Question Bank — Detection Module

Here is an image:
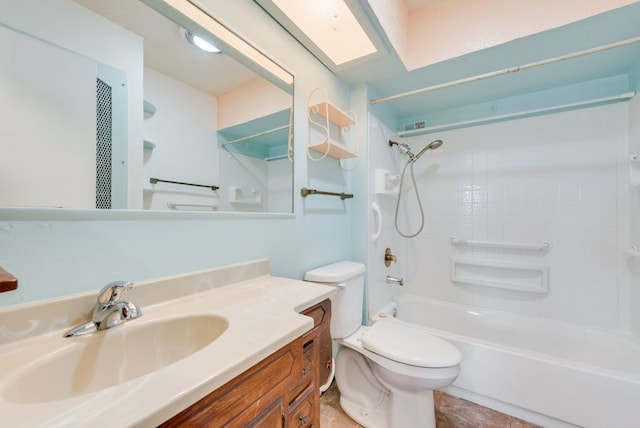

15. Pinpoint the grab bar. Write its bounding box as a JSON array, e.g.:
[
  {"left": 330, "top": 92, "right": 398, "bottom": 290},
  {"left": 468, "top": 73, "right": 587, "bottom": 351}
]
[
  {"left": 371, "top": 202, "right": 382, "bottom": 242},
  {"left": 150, "top": 178, "right": 219, "bottom": 191},
  {"left": 449, "top": 237, "right": 552, "bottom": 251},
  {"left": 300, "top": 187, "right": 353, "bottom": 200}
]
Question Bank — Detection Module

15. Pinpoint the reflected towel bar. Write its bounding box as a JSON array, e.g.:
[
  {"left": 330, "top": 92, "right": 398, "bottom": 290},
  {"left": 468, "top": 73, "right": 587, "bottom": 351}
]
[
  {"left": 300, "top": 187, "right": 353, "bottom": 200},
  {"left": 449, "top": 237, "right": 552, "bottom": 251},
  {"left": 150, "top": 178, "right": 219, "bottom": 191},
  {"left": 167, "top": 201, "right": 217, "bottom": 210}
]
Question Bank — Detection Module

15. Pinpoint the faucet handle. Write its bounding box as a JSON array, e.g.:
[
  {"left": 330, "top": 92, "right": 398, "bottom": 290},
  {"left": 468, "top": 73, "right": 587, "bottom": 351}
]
[{"left": 97, "top": 280, "right": 133, "bottom": 306}]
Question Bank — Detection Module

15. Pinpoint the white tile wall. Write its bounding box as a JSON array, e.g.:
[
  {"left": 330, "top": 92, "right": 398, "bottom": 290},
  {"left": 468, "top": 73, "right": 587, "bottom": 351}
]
[{"left": 368, "top": 102, "right": 631, "bottom": 331}]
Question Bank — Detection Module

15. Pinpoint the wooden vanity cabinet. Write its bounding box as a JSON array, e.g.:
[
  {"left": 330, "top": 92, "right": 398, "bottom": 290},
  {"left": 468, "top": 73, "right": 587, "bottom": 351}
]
[{"left": 160, "top": 299, "right": 331, "bottom": 428}]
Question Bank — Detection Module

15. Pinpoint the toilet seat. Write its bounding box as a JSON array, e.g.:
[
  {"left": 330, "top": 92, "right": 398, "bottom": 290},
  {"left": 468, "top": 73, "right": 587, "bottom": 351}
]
[
  {"left": 338, "top": 325, "right": 461, "bottom": 384},
  {"left": 362, "top": 320, "right": 461, "bottom": 368}
]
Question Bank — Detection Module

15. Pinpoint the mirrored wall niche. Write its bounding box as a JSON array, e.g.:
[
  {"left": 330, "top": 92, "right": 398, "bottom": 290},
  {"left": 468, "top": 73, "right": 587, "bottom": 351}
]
[{"left": 0, "top": 0, "right": 294, "bottom": 214}]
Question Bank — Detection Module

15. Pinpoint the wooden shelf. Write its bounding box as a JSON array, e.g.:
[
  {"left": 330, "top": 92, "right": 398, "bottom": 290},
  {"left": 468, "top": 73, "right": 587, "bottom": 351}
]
[
  {"left": 309, "top": 101, "right": 355, "bottom": 128},
  {"left": 308, "top": 139, "right": 358, "bottom": 159},
  {"left": 0, "top": 266, "right": 18, "bottom": 293}
]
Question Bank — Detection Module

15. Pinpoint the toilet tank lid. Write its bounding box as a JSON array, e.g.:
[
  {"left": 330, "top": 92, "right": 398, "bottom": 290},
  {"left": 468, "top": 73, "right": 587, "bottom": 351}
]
[{"left": 304, "top": 261, "right": 365, "bottom": 283}]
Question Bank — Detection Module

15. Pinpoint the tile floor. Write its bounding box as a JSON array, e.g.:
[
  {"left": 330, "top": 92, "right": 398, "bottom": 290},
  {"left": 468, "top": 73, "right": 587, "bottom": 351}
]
[
  {"left": 319, "top": 383, "right": 540, "bottom": 428},
  {"left": 319, "top": 381, "right": 363, "bottom": 428}
]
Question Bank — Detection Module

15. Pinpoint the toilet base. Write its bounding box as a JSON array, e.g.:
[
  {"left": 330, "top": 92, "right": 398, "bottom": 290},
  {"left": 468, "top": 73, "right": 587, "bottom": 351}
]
[
  {"left": 340, "top": 395, "right": 388, "bottom": 428},
  {"left": 336, "top": 346, "right": 440, "bottom": 428},
  {"left": 339, "top": 388, "right": 436, "bottom": 428}
]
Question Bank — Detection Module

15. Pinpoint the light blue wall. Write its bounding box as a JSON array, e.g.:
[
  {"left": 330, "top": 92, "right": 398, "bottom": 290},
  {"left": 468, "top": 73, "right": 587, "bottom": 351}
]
[{"left": 0, "top": 0, "right": 354, "bottom": 307}]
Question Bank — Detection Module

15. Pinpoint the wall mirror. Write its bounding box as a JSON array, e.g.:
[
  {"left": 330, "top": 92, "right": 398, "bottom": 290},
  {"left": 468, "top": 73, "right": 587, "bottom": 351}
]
[{"left": 0, "top": 0, "right": 294, "bottom": 216}]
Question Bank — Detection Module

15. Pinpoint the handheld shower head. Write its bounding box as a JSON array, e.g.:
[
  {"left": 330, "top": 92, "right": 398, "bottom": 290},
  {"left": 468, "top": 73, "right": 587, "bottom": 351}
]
[{"left": 414, "top": 139, "right": 443, "bottom": 161}]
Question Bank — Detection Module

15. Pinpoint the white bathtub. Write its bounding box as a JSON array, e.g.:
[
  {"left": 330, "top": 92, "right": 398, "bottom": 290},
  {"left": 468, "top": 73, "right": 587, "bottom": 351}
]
[{"left": 375, "top": 295, "right": 640, "bottom": 428}]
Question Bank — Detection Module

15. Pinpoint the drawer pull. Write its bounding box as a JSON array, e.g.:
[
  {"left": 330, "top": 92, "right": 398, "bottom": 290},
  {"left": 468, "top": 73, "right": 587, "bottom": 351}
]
[
  {"left": 302, "top": 367, "right": 307, "bottom": 376},
  {"left": 299, "top": 415, "right": 309, "bottom": 425}
]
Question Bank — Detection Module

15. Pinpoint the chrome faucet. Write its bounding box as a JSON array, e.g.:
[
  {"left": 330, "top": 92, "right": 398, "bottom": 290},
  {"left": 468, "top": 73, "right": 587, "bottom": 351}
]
[
  {"left": 63, "top": 280, "right": 142, "bottom": 337},
  {"left": 386, "top": 275, "right": 404, "bottom": 286}
]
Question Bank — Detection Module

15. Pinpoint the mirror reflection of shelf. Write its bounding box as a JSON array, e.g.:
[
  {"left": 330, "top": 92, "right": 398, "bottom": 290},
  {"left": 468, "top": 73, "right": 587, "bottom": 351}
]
[
  {"left": 229, "top": 185, "right": 262, "bottom": 204},
  {"left": 631, "top": 154, "right": 640, "bottom": 187},
  {"left": 143, "top": 100, "right": 156, "bottom": 119},
  {"left": 218, "top": 109, "right": 291, "bottom": 161},
  {"left": 307, "top": 88, "right": 358, "bottom": 161}
]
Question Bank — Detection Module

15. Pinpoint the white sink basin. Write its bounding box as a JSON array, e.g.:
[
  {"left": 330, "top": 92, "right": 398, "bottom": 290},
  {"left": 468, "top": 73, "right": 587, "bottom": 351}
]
[{"left": 3, "top": 315, "right": 228, "bottom": 404}]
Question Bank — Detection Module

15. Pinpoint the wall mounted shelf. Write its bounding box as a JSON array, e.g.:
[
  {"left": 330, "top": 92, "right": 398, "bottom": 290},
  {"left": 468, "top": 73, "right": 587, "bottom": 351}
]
[
  {"left": 143, "top": 140, "right": 156, "bottom": 150},
  {"left": 143, "top": 100, "right": 156, "bottom": 119},
  {"left": 308, "top": 139, "right": 358, "bottom": 159},
  {"left": 397, "top": 91, "right": 635, "bottom": 137},
  {"left": 451, "top": 257, "right": 549, "bottom": 293},
  {"left": 375, "top": 169, "right": 400, "bottom": 195},
  {"left": 307, "top": 88, "right": 358, "bottom": 162},
  {"left": 309, "top": 101, "right": 356, "bottom": 128}
]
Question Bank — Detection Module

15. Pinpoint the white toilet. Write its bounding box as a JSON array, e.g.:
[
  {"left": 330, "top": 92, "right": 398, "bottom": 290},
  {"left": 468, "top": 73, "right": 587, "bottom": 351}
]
[{"left": 305, "top": 261, "right": 461, "bottom": 428}]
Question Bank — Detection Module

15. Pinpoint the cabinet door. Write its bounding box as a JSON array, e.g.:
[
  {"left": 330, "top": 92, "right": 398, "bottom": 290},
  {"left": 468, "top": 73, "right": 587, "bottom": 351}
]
[
  {"left": 160, "top": 338, "right": 301, "bottom": 427},
  {"left": 244, "top": 397, "right": 284, "bottom": 428}
]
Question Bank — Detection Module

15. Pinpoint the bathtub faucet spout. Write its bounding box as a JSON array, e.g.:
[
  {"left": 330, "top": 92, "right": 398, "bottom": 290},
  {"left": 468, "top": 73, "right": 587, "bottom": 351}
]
[{"left": 386, "top": 276, "right": 404, "bottom": 286}]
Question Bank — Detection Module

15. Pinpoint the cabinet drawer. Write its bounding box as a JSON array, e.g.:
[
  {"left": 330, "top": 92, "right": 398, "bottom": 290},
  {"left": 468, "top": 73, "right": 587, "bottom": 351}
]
[{"left": 288, "top": 384, "right": 317, "bottom": 428}]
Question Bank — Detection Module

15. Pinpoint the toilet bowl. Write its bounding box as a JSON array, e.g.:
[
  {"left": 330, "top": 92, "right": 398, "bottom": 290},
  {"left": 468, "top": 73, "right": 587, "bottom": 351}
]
[{"left": 304, "top": 261, "right": 461, "bottom": 428}]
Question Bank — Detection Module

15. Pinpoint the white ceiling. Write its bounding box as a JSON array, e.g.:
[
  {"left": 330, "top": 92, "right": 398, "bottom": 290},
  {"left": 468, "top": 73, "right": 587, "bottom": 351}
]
[
  {"left": 74, "top": 0, "right": 258, "bottom": 97},
  {"left": 403, "top": 0, "right": 445, "bottom": 13},
  {"left": 73, "top": 0, "right": 640, "bottom": 128},
  {"left": 334, "top": 0, "right": 640, "bottom": 124}
]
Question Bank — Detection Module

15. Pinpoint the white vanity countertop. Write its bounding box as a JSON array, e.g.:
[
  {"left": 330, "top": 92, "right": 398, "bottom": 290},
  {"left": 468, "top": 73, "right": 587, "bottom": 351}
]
[{"left": 0, "top": 259, "right": 335, "bottom": 427}]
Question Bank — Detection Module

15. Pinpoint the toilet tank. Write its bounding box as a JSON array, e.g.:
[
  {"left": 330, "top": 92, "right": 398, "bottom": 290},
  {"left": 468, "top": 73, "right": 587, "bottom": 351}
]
[{"left": 304, "top": 261, "right": 365, "bottom": 339}]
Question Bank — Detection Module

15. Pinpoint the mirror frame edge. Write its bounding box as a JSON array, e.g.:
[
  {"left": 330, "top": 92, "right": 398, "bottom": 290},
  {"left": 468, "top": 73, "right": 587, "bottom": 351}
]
[{"left": 0, "top": 207, "right": 295, "bottom": 222}]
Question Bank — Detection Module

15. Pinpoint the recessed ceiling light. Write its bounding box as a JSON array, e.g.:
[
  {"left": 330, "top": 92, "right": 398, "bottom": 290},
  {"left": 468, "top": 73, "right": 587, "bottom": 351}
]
[{"left": 164, "top": 0, "right": 293, "bottom": 86}]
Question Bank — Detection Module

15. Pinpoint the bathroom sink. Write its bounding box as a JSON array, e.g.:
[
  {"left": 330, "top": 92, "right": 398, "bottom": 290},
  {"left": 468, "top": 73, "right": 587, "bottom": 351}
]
[{"left": 3, "top": 315, "right": 228, "bottom": 404}]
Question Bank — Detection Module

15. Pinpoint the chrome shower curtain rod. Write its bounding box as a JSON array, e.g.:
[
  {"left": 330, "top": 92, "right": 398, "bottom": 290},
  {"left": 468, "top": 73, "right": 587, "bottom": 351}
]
[{"left": 370, "top": 36, "right": 640, "bottom": 105}]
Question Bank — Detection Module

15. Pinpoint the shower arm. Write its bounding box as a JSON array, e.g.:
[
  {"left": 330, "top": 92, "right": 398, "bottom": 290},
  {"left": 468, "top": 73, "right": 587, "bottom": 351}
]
[{"left": 389, "top": 139, "right": 442, "bottom": 163}]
